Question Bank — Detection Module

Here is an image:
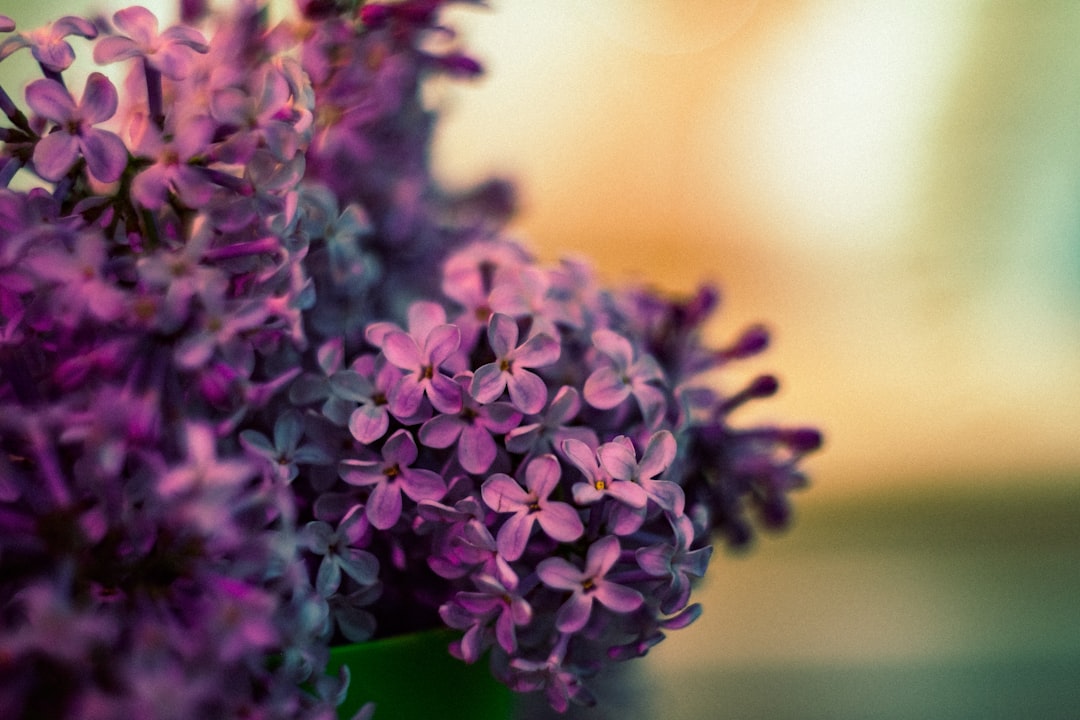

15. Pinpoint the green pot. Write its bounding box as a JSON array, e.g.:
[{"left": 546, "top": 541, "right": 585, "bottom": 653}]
[{"left": 326, "top": 629, "right": 515, "bottom": 720}]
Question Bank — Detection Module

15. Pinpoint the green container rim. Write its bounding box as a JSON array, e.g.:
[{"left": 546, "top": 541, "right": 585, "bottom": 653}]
[{"left": 326, "top": 628, "right": 514, "bottom": 719}]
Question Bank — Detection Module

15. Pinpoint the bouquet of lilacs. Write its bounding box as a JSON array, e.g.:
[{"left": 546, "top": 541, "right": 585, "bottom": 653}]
[{"left": 0, "top": 1, "right": 822, "bottom": 717}]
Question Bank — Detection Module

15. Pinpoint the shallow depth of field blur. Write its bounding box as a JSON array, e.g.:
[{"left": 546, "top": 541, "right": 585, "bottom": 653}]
[{"left": 3, "top": 1, "right": 1079, "bottom": 718}]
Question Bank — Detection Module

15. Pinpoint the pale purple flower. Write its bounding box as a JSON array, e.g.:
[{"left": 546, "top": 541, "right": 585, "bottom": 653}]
[
  {"left": 338, "top": 429, "right": 447, "bottom": 529},
  {"left": 368, "top": 300, "right": 463, "bottom": 416},
  {"left": 584, "top": 328, "right": 668, "bottom": 428},
  {"left": 419, "top": 373, "right": 521, "bottom": 474},
  {"left": 597, "top": 430, "right": 685, "bottom": 514},
  {"left": 488, "top": 264, "right": 578, "bottom": 341},
  {"left": 0, "top": 15, "right": 97, "bottom": 72},
  {"left": 158, "top": 423, "right": 255, "bottom": 499},
  {"left": 128, "top": 112, "right": 218, "bottom": 210},
  {"left": 470, "top": 312, "right": 559, "bottom": 414},
  {"left": 93, "top": 5, "right": 209, "bottom": 80},
  {"left": 480, "top": 454, "right": 584, "bottom": 561},
  {"left": 561, "top": 437, "right": 648, "bottom": 536},
  {"left": 25, "top": 72, "right": 127, "bottom": 183},
  {"left": 536, "top": 535, "right": 644, "bottom": 634}
]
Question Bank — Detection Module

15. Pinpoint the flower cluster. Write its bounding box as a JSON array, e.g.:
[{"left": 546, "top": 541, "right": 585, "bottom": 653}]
[{"left": 0, "top": 1, "right": 821, "bottom": 718}]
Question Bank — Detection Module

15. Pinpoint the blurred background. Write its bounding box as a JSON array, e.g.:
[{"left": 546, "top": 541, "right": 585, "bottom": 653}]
[{"left": 3, "top": 1, "right": 1079, "bottom": 717}]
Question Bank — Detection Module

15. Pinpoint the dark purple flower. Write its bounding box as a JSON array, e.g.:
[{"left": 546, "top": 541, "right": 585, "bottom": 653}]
[
  {"left": 480, "top": 454, "right": 584, "bottom": 561},
  {"left": 25, "top": 72, "right": 127, "bottom": 183},
  {"left": 504, "top": 385, "right": 596, "bottom": 456},
  {"left": 338, "top": 429, "right": 447, "bottom": 529},
  {"left": 302, "top": 509, "right": 380, "bottom": 597},
  {"left": 441, "top": 566, "right": 531, "bottom": 660},
  {"left": 636, "top": 514, "right": 712, "bottom": 614},
  {"left": 419, "top": 373, "right": 521, "bottom": 474},
  {"left": 536, "top": 535, "right": 643, "bottom": 633}
]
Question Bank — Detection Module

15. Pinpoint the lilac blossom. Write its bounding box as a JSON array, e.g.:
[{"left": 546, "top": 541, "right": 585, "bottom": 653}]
[
  {"left": 240, "top": 408, "right": 333, "bottom": 483},
  {"left": 128, "top": 111, "right": 218, "bottom": 209},
  {"left": 25, "top": 72, "right": 127, "bottom": 183},
  {"left": 368, "top": 300, "right": 463, "bottom": 416},
  {"left": 93, "top": 5, "right": 209, "bottom": 80},
  {"left": 338, "top": 429, "right": 447, "bottom": 529},
  {"left": 480, "top": 454, "right": 584, "bottom": 561},
  {"left": 470, "top": 311, "right": 560, "bottom": 414},
  {"left": 420, "top": 373, "right": 521, "bottom": 474},
  {"left": 636, "top": 514, "right": 712, "bottom": 614},
  {"left": 562, "top": 437, "right": 649, "bottom": 536},
  {"left": 0, "top": 15, "right": 97, "bottom": 73},
  {"left": 441, "top": 567, "right": 532, "bottom": 661},
  {"left": 504, "top": 384, "right": 596, "bottom": 456},
  {"left": 597, "top": 430, "right": 685, "bottom": 514},
  {"left": 537, "top": 535, "right": 644, "bottom": 633},
  {"left": 302, "top": 509, "right": 380, "bottom": 597},
  {"left": 584, "top": 327, "right": 668, "bottom": 428}
]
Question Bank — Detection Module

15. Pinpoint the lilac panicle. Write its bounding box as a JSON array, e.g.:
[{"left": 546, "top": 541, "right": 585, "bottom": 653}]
[{"left": 0, "top": 0, "right": 820, "bottom": 716}]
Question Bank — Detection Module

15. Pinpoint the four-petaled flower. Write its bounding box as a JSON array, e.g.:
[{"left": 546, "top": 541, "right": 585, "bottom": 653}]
[
  {"left": 419, "top": 373, "right": 522, "bottom": 474},
  {"left": 0, "top": 15, "right": 97, "bottom": 72},
  {"left": 369, "top": 300, "right": 463, "bottom": 417},
  {"left": 93, "top": 5, "right": 209, "bottom": 80},
  {"left": 636, "top": 514, "right": 712, "bottom": 614},
  {"left": 597, "top": 430, "right": 685, "bottom": 514},
  {"left": 338, "top": 429, "right": 447, "bottom": 529},
  {"left": 25, "top": 72, "right": 127, "bottom": 183},
  {"left": 561, "top": 437, "right": 648, "bottom": 535},
  {"left": 302, "top": 508, "right": 380, "bottom": 598},
  {"left": 536, "top": 535, "right": 644, "bottom": 633},
  {"left": 583, "top": 328, "right": 667, "bottom": 428},
  {"left": 481, "top": 454, "right": 584, "bottom": 561},
  {"left": 470, "top": 312, "right": 560, "bottom": 414}
]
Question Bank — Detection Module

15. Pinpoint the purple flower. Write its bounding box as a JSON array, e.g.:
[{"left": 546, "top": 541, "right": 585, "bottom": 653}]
[
  {"left": 338, "top": 429, "right": 447, "bottom": 529},
  {"left": 504, "top": 385, "right": 596, "bottom": 456},
  {"left": 302, "top": 509, "right": 380, "bottom": 597},
  {"left": 470, "top": 312, "right": 559, "bottom": 414},
  {"left": 583, "top": 328, "right": 667, "bottom": 428},
  {"left": 239, "top": 408, "right": 333, "bottom": 483},
  {"left": 129, "top": 112, "right": 217, "bottom": 210},
  {"left": 419, "top": 374, "right": 521, "bottom": 474},
  {"left": 480, "top": 454, "right": 584, "bottom": 561},
  {"left": 0, "top": 15, "right": 96, "bottom": 72},
  {"left": 561, "top": 437, "right": 648, "bottom": 536},
  {"left": 24, "top": 232, "right": 128, "bottom": 325},
  {"left": 597, "top": 430, "right": 685, "bottom": 514},
  {"left": 93, "top": 5, "right": 209, "bottom": 80},
  {"left": 442, "top": 567, "right": 532, "bottom": 661},
  {"left": 346, "top": 354, "right": 401, "bottom": 443},
  {"left": 25, "top": 72, "right": 127, "bottom": 183},
  {"left": 368, "top": 300, "right": 463, "bottom": 416},
  {"left": 636, "top": 514, "right": 712, "bottom": 614},
  {"left": 536, "top": 535, "right": 644, "bottom": 633}
]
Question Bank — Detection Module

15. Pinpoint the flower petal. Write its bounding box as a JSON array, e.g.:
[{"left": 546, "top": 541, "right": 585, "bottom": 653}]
[
  {"left": 80, "top": 129, "right": 127, "bottom": 183},
  {"left": 32, "top": 131, "right": 79, "bottom": 181}
]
